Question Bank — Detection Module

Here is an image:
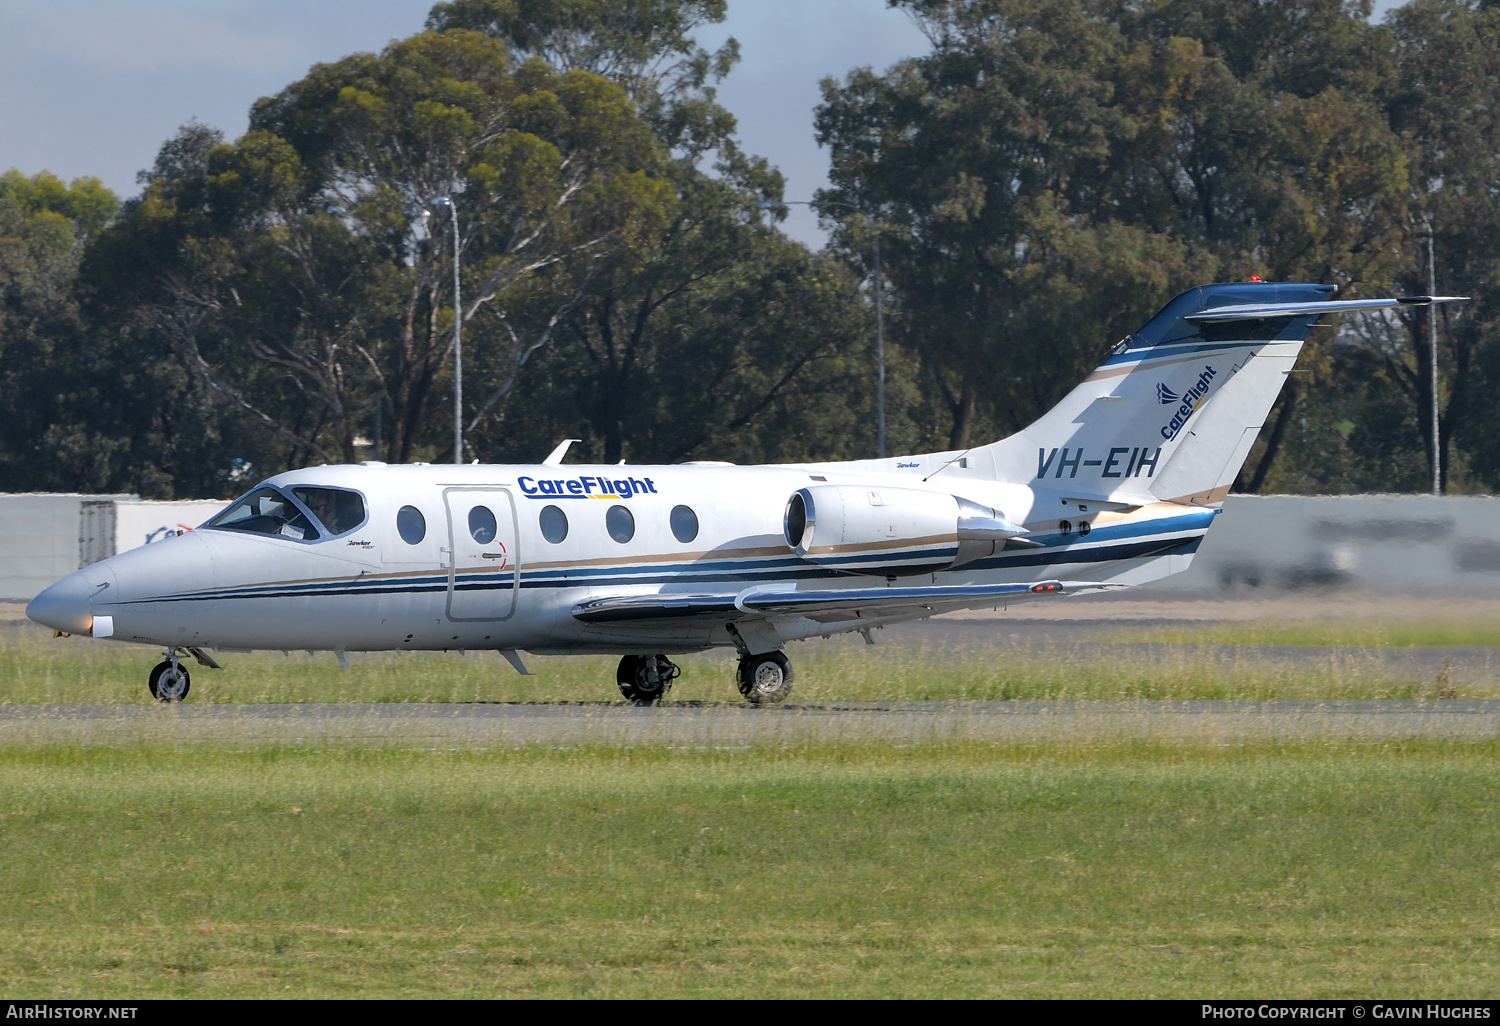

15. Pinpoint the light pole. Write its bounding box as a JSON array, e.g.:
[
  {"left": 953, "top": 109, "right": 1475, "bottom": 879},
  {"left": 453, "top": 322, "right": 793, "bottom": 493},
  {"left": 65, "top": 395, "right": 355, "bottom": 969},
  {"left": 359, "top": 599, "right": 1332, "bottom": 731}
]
[
  {"left": 760, "top": 199, "right": 886, "bottom": 460},
  {"left": 425, "top": 196, "right": 463, "bottom": 464},
  {"left": 1421, "top": 218, "right": 1441, "bottom": 495}
]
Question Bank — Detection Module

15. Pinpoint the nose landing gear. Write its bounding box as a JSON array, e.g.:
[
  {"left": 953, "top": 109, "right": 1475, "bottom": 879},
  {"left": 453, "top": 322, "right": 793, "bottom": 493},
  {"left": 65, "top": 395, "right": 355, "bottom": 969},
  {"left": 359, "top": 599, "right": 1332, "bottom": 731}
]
[
  {"left": 148, "top": 650, "right": 191, "bottom": 702},
  {"left": 616, "top": 654, "right": 680, "bottom": 703}
]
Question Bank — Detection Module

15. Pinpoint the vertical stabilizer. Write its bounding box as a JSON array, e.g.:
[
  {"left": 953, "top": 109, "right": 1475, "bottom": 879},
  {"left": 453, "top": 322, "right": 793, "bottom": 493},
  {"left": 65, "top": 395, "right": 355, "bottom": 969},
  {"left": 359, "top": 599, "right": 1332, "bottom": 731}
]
[{"left": 978, "top": 282, "right": 1334, "bottom": 507}]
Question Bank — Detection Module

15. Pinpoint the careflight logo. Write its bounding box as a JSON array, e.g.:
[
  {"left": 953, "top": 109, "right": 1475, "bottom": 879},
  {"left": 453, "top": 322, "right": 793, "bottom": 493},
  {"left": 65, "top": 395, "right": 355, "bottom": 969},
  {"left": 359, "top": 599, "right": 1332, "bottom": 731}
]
[
  {"left": 1160, "top": 365, "right": 1218, "bottom": 440},
  {"left": 518, "top": 474, "right": 659, "bottom": 500}
]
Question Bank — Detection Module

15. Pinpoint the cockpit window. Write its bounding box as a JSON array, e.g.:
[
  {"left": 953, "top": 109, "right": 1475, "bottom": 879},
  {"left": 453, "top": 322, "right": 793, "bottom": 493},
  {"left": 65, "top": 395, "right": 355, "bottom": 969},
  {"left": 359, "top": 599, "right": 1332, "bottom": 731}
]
[
  {"left": 205, "top": 487, "right": 320, "bottom": 541},
  {"left": 291, "top": 487, "right": 366, "bottom": 537}
]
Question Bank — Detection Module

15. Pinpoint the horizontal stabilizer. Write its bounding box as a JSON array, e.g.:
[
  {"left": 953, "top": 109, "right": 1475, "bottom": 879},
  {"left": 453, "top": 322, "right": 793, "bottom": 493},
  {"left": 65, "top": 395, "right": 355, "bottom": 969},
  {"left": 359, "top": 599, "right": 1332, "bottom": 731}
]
[{"left": 1186, "top": 296, "right": 1468, "bottom": 323}]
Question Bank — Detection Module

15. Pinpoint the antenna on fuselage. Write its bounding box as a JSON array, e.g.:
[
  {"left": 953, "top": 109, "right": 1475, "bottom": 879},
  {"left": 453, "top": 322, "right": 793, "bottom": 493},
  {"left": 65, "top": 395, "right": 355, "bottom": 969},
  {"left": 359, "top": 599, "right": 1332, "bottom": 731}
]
[
  {"left": 543, "top": 439, "right": 581, "bottom": 466},
  {"left": 923, "top": 447, "right": 976, "bottom": 482}
]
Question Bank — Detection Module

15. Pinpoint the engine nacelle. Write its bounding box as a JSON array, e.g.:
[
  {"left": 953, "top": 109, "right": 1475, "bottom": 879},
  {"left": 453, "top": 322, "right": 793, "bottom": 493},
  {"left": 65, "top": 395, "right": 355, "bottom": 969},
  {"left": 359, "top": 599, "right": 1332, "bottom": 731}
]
[{"left": 783, "top": 485, "right": 1028, "bottom": 577}]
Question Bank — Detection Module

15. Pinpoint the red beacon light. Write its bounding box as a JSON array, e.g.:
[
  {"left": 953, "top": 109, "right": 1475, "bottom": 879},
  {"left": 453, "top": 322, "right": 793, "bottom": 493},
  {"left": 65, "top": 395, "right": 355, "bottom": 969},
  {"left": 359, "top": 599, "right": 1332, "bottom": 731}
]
[{"left": 1249, "top": 274, "right": 1263, "bottom": 281}]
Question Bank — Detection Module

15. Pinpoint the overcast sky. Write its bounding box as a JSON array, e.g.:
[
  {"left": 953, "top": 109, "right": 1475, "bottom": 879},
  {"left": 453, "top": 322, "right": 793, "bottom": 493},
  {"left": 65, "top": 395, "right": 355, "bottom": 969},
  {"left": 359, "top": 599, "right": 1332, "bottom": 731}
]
[{"left": 0, "top": 0, "right": 929, "bottom": 249}]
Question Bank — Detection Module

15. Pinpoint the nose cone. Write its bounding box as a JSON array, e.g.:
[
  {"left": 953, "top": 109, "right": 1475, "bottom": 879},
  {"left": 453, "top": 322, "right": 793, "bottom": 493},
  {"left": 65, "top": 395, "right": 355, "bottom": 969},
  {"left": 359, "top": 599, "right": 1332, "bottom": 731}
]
[{"left": 27, "top": 565, "right": 116, "bottom": 635}]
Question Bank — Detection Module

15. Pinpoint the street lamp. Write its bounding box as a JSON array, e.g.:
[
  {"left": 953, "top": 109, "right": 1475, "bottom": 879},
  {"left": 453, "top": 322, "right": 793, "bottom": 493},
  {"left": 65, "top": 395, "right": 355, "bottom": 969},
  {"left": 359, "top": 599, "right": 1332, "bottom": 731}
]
[
  {"left": 424, "top": 196, "right": 463, "bottom": 464},
  {"left": 759, "top": 199, "right": 887, "bottom": 460},
  {"left": 1420, "top": 217, "right": 1441, "bottom": 495}
]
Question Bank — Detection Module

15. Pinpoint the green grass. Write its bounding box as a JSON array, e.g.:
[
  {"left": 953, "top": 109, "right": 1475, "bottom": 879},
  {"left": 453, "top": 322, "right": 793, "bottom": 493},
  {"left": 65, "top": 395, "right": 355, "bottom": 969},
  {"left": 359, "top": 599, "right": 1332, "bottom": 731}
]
[
  {"left": 4, "top": 623, "right": 1493, "bottom": 704},
  {"left": 1126, "top": 618, "right": 1500, "bottom": 649},
  {"left": 0, "top": 739, "right": 1496, "bottom": 997}
]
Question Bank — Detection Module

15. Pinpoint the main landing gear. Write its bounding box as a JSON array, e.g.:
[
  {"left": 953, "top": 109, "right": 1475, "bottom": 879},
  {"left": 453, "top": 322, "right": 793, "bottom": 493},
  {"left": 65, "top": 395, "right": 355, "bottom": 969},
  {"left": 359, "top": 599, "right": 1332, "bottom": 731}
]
[
  {"left": 736, "top": 651, "right": 794, "bottom": 705},
  {"left": 148, "top": 651, "right": 191, "bottom": 703},
  {"left": 617, "top": 654, "right": 681, "bottom": 703},
  {"left": 613, "top": 646, "right": 795, "bottom": 705}
]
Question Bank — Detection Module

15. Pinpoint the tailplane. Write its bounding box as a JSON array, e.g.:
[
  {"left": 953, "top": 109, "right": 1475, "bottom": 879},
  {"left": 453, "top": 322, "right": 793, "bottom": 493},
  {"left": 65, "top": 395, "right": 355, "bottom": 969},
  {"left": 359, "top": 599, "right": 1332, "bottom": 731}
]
[
  {"left": 806, "top": 282, "right": 1464, "bottom": 508},
  {"left": 981, "top": 282, "right": 1335, "bottom": 506}
]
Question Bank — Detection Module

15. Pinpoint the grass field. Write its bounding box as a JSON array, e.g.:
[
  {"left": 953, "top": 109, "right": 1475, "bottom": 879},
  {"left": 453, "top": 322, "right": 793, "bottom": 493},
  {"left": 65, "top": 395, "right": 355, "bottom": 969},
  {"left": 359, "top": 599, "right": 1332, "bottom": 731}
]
[
  {"left": 3, "top": 613, "right": 1496, "bottom": 997},
  {"left": 3, "top": 622, "right": 1493, "bottom": 704},
  {"left": 0, "top": 739, "right": 1496, "bottom": 998},
  {"left": 1127, "top": 618, "right": 1500, "bottom": 650}
]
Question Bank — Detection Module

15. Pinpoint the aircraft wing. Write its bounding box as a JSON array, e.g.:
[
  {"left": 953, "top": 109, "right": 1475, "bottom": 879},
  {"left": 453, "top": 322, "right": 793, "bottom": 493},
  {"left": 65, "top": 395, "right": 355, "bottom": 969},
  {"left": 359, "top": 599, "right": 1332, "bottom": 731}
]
[{"left": 572, "top": 580, "right": 1101, "bottom": 625}]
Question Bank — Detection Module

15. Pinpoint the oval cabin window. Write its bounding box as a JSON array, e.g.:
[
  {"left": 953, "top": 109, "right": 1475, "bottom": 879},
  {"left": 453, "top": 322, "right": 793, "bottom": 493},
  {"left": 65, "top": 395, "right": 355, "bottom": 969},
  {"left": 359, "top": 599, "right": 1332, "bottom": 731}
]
[
  {"left": 397, "top": 505, "right": 426, "bottom": 545},
  {"left": 670, "top": 505, "right": 699, "bottom": 543},
  {"left": 606, "top": 505, "right": 635, "bottom": 544},
  {"left": 539, "top": 505, "right": 568, "bottom": 544},
  {"left": 469, "top": 505, "right": 497, "bottom": 544}
]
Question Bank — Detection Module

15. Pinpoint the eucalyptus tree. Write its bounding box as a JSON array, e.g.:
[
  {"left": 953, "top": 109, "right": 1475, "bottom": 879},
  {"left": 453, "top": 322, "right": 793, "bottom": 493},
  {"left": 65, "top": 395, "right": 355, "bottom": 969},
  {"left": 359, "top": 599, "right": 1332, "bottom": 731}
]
[
  {"left": 816, "top": 0, "right": 1410, "bottom": 459},
  {"left": 1379, "top": 0, "right": 1500, "bottom": 490},
  {"left": 495, "top": 168, "right": 879, "bottom": 466},
  {"left": 434, "top": 0, "right": 884, "bottom": 466},
  {"left": 86, "top": 27, "right": 672, "bottom": 467}
]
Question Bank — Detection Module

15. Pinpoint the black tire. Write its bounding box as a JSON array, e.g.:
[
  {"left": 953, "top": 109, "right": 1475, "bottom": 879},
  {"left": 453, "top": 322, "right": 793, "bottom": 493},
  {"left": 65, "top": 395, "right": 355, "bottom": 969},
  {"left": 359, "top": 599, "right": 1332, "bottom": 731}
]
[
  {"left": 736, "top": 651, "right": 793, "bottom": 705},
  {"left": 616, "top": 654, "right": 676, "bottom": 703},
  {"left": 148, "top": 660, "right": 191, "bottom": 702}
]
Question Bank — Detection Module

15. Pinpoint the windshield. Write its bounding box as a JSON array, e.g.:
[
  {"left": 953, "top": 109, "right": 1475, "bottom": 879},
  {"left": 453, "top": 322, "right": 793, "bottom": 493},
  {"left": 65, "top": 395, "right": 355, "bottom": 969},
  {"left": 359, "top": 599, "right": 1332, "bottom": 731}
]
[
  {"left": 290, "top": 486, "right": 366, "bottom": 537},
  {"left": 205, "top": 487, "right": 320, "bottom": 541}
]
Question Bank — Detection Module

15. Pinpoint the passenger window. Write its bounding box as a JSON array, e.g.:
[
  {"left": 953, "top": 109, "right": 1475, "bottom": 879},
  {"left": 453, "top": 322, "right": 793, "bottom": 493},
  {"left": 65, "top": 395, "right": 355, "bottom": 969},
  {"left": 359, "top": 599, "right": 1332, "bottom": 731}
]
[
  {"left": 205, "top": 486, "right": 319, "bottom": 541},
  {"left": 469, "top": 505, "right": 497, "bottom": 544},
  {"left": 539, "top": 505, "right": 568, "bottom": 543},
  {"left": 397, "top": 505, "right": 426, "bottom": 544},
  {"left": 606, "top": 505, "right": 635, "bottom": 543},
  {"left": 670, "top": 505, "right": 699, "bottom": 543},
  {"left": 291, "top": 486, "right": 366, "bottom": 537}
]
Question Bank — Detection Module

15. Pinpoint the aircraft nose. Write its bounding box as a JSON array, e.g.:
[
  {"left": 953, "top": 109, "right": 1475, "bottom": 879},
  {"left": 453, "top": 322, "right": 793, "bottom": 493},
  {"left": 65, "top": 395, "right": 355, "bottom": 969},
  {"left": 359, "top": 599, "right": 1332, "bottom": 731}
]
[{"left": 26, "top": 565, "right": 116, "bottom": 635}]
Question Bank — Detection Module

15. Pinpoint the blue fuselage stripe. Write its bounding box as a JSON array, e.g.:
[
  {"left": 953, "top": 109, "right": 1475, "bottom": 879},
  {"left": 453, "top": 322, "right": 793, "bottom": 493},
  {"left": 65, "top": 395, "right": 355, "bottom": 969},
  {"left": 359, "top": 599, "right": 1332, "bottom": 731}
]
[{"left": 117, "top": 515, "right": 1210, "bottom": 606}]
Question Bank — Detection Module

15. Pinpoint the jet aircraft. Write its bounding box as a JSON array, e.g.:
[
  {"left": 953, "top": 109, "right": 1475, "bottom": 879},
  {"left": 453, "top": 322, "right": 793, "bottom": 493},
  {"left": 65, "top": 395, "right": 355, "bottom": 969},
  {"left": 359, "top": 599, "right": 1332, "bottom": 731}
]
[{"left": 26, "top": 282, "right": 1465, "bottom": 703}]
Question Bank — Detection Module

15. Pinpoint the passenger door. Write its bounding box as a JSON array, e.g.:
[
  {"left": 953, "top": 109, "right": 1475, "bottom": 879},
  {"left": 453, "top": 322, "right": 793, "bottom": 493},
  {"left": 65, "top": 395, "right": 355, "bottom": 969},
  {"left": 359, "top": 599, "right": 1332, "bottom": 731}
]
[{"left": 442, "top": 487, "right": 519, "bottom": 621}]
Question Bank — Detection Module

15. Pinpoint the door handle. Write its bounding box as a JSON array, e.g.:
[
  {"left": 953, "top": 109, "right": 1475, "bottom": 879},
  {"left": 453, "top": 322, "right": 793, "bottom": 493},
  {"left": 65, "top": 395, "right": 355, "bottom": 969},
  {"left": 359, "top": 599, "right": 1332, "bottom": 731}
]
[{"left": 481, "top": 552, "right": 506, "bottom": 560}]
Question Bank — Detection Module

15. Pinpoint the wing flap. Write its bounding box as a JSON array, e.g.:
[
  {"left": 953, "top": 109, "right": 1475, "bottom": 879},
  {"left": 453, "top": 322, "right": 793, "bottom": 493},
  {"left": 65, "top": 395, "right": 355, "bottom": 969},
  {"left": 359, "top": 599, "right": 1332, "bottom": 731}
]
[
  {"left": 572, "top": 593, "right": 740, "bottom": 623},
  {"left": 572, "top": 581, "right": 1089, "bottom": 624}
]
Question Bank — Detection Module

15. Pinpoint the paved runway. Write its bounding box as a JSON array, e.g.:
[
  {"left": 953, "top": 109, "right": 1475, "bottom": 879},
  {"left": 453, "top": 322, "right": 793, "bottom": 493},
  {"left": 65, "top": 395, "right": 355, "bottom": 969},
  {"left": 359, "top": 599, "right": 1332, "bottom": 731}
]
[{"left": 2, "top": 700, "right": 1497, "bottom": 746}]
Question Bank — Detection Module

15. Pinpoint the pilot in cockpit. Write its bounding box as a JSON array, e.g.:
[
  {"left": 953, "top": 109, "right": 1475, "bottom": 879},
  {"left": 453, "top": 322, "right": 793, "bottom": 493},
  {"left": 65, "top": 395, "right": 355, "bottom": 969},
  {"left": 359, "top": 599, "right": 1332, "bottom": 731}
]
[{"left": 302, "top": 490, "right": 341, "bottom": 535}]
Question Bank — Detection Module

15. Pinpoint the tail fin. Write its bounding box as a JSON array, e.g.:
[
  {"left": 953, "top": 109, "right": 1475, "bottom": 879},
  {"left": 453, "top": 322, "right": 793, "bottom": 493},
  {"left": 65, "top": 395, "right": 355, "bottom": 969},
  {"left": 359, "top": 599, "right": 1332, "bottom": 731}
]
[{"left": 979, "top": 281, "right": 1336, "bottom": 507}]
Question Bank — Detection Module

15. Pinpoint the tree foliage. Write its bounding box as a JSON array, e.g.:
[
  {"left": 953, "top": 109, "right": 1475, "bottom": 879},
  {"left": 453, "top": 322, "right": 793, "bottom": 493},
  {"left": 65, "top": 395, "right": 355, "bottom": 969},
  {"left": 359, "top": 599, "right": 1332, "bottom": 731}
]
[
  {"left": 817, "top": 0, "right": 1411, "bottom": 463},
  {"left": 6, "top": 0, "right": 1500, "bottom": 496},
  {"left": 85, "top": 29, "right": 673, "bottom": 468}
]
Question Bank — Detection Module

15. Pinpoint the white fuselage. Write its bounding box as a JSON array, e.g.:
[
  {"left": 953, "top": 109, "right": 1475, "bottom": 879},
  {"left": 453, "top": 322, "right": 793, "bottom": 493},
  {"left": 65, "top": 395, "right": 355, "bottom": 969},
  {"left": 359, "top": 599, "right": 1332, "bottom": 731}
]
[
  {"left": 30, "top": 279, "right": 1430, "bottom": 674},
  {"left": 41, "top": 459, "right": 1212, "bottom": 656}
]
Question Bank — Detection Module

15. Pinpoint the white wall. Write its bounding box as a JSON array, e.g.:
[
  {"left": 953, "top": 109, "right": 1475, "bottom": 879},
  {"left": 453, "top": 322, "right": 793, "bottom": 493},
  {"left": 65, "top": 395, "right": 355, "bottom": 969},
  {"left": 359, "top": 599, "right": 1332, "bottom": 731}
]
[
  {"left": 0, "top": 493, "right": 130, "bottom": 601},
  {"left": 0, "top": 495, "right": 226, "bottom": 601},
  {"left": 113, "top": 501, "right": 226, "bottom": 551},
  {"left": 1140, "top": 494, "right": 1500, "bottom": 596}
]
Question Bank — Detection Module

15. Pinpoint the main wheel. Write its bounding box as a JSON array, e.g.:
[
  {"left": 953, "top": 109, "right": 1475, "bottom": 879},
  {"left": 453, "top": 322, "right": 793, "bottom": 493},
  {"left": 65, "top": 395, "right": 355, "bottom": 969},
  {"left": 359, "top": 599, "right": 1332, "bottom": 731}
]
[
  {"left": 616, "top": 654, "right": 678, "bottom": 703},
  {"left": 736, "top": 651, "right": 793, "bottom": 705},
  {"left": 148, "top": 660, "right": 191, "bottom": 702}
]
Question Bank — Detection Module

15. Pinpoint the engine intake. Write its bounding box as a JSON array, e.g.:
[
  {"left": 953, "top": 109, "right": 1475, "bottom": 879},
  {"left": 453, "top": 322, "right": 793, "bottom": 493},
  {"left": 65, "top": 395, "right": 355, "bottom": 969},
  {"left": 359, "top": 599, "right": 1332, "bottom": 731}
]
[{"left": 783, "top": 485, "right": 1028, "bottom": 577}]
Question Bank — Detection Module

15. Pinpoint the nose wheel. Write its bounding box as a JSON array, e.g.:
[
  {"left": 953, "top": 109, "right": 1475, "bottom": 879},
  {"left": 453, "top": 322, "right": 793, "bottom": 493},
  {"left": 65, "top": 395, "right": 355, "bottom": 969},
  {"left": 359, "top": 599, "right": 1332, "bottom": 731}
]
[
  {"left": 148, "top": 656, "right": 191, "bottom": 702},
  {"left": 737, "top": 651, "right": 793, "bottom": 704},
  {"left": 617, "top": 654, "right": 679, "bottom": 703}
]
